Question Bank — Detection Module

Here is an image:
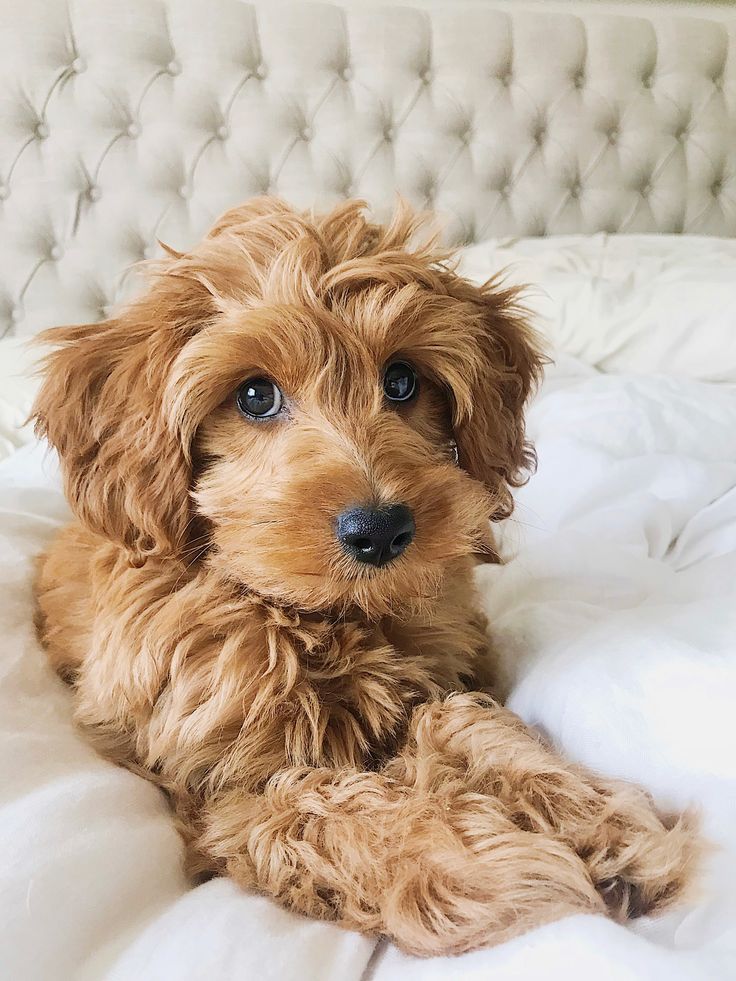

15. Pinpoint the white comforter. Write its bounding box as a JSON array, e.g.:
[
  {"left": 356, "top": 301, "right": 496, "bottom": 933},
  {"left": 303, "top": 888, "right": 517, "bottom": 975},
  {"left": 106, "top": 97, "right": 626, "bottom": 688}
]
[{"left": 2, "top": 236, "right": 736, "bottom": 980}]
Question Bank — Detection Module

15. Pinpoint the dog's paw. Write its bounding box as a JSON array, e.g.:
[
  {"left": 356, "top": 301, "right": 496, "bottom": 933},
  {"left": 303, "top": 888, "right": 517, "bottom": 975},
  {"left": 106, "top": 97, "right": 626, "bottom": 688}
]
[{"left": 579, "top": 791, "right": 700, "bottom": 921}]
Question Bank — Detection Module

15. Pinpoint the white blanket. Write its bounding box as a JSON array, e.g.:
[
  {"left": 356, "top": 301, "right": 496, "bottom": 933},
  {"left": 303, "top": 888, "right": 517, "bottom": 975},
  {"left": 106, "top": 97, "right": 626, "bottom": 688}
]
[{"left": 2, "top": 236, "right": 736, "bottom": 980}]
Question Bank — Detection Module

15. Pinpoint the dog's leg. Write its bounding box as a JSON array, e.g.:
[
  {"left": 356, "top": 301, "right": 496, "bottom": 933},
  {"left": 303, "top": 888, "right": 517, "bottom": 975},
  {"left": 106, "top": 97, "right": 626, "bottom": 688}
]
[
  {"left": 195, "top": 766, "right": 606, "bottom": 956},
  {"left": 388, "top": 693, "right": 699, "bottom": 922}
]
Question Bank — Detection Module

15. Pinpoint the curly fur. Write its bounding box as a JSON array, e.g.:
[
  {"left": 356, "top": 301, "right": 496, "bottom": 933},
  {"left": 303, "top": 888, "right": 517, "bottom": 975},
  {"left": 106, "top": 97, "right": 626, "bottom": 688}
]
[{"left": 33, "top": 198, "right": 698, "bottom": 956}]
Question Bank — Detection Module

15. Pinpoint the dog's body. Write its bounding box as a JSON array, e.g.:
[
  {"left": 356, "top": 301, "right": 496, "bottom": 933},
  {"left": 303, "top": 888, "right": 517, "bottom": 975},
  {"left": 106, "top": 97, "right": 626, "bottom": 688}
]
[{"left": 34, "top": 200, "right": 696, "bottom": 956}]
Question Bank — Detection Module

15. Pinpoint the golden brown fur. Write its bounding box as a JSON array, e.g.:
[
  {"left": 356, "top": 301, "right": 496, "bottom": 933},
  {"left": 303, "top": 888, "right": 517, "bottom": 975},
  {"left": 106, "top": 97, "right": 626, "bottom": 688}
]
[{"left": 33, "top": 198, "right": 697, "bottom": 956}]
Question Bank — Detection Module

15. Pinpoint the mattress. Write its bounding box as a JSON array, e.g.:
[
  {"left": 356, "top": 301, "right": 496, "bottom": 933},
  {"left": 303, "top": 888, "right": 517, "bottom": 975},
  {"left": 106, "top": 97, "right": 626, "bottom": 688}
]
[{"left": 1, "top": 235, "right": 735, "bottom": 980}]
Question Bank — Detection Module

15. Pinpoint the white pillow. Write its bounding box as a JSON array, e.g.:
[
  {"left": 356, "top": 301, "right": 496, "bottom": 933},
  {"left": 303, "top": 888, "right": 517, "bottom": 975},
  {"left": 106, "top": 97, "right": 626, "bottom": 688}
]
[
  {"left": 0, "top": 338, "right": 46, "bottom": 461},
  {"left": 457, "top": 235, "right": 736, "bottom": 383}
]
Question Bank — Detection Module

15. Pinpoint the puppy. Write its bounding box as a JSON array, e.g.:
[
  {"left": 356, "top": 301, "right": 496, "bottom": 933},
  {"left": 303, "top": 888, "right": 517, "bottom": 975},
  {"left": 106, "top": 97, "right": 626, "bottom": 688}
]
[{"left": 33, "top": 198, "right": 696, "bottom": 957}]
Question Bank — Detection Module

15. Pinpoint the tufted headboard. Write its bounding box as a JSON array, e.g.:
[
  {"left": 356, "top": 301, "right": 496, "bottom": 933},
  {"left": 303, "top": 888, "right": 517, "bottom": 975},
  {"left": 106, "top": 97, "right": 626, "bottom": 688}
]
[{"left": 1, "top": 0, "right": 735, "bottom": 336}]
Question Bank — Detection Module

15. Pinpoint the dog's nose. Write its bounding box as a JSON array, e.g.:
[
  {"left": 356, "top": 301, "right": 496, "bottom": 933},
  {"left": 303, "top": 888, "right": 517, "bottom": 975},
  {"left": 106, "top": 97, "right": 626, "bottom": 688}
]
[{"left": 336, "top": 504, "right": 415, "bottom": 567}]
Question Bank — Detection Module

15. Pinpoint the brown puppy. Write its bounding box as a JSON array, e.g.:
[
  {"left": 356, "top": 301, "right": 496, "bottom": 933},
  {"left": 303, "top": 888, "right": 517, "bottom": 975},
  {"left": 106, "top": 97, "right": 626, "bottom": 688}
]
[{"left": 33, "top": 199, "right": 696, "bottom": 957}]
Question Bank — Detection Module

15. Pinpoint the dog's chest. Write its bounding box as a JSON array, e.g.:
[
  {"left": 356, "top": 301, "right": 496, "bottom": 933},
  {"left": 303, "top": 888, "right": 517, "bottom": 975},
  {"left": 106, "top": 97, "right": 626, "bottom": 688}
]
[
  {"left": 257, "top": 615, "right": 434, "bottom": 770},
  {"left": 77, "top": 570, "right": 486, "bottom": 793},
  {"left": 261, "top": 608, "right": 483, "bottom": 772}
]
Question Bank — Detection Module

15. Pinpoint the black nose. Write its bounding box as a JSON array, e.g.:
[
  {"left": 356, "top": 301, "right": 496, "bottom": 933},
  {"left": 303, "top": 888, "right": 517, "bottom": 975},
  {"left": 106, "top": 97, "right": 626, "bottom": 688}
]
[{"left": 336, "top": 504, "right": 416, "bottom": 567}]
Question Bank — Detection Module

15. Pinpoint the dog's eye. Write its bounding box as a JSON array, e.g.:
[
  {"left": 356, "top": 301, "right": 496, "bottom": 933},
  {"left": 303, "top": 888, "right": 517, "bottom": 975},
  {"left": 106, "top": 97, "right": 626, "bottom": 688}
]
[
  {"left": 236, "top": 378, "right": 283, "bottom": 419},
  {"left": 383, "top": 361, "right": 418, "bottom": 403}
]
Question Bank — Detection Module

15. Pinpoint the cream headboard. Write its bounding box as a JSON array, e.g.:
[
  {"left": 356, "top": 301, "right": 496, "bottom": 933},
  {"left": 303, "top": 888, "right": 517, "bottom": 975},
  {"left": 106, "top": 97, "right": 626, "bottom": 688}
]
[{"left": 1, "top": 0, "right": 735, "bottom": 335}]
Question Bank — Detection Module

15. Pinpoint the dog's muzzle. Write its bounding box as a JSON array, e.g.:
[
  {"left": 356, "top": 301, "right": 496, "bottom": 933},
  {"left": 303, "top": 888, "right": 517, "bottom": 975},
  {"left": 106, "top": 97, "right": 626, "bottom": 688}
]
[{"left": 336, "top": 504, "right": 415, "bottom": 567}]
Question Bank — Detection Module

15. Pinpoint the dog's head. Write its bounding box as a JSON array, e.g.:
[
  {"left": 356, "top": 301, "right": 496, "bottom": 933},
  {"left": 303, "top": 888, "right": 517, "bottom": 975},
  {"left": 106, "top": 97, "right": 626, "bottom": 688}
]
[{"left": 34, "top": 199, "right": 543, "bottom": 617}]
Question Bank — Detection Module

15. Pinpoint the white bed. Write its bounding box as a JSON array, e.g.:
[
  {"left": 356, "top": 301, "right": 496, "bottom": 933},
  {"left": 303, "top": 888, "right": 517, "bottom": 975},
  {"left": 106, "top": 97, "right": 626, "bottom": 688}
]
[{"left": 1, "top": 234, "right": 735, "bottom": 980}]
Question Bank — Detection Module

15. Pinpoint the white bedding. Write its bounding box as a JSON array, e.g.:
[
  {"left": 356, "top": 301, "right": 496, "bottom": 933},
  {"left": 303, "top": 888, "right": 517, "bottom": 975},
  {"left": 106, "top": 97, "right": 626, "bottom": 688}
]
[{"left": 1, "top": 236, "right": 736, "bottom": 980}]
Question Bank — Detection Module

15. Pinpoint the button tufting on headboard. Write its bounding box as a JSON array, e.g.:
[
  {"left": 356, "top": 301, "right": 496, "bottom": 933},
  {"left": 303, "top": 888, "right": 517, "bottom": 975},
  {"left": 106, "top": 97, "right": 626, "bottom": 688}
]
[{"left": 0, "top": 0, "right": 735, "bottom": 336}]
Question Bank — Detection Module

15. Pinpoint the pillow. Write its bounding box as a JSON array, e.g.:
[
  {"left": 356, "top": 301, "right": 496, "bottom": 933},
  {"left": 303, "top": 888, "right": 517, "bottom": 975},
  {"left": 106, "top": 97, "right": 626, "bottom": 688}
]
[
  {"left": 0, "top": 338, "right": 46, "bottom": 461},
  {"left": 456, "top": 234, "right": 736, "bottom": 383}
]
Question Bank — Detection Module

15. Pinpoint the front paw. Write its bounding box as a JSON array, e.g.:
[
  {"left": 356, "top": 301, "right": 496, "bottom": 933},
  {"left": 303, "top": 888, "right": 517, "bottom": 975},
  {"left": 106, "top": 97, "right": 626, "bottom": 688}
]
[{"left": 579, "top": 786, "right": 700, "bottom": 920}]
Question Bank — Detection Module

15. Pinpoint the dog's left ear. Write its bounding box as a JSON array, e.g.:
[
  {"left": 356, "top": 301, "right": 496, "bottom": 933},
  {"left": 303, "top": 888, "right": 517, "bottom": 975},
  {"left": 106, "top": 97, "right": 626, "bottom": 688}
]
[
  {"left": 32, "top": 270, "right": 214, "bottom": 565},
  {"left": 442, "top": 275, "right": 545, "bottom": 521}
]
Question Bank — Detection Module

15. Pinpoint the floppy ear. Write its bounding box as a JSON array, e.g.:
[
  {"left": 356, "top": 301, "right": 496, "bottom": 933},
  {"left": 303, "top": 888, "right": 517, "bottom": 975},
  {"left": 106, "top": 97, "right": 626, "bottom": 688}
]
[
  {"left": 443, "top": 276, "right": 546, "bottom": 522},
  {"left": 32, "top": 272, "right": 214, "bottom": 565}
]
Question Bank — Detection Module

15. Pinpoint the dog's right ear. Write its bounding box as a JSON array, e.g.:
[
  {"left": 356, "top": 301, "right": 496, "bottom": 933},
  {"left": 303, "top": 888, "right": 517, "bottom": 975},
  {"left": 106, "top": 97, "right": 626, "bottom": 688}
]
[{"left": 32, "top": 272, "right": 215, "bottom": 565}]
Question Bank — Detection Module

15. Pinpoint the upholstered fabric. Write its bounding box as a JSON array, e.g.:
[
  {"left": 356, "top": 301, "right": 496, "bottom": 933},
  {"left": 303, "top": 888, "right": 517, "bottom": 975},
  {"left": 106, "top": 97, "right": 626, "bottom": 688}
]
[{"left": 1, "top": 0, "right": 735, "bottom": 336}]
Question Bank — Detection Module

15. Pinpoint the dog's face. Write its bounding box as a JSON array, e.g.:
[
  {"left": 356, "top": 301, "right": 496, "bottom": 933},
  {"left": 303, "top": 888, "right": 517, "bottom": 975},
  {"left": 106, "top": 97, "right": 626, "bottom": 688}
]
[
  {"left": 186, "top": 286, "right": 492, "bottom": 617},
  {"left": 34, "top": 199, "right": 543, "bottom": 618}
]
